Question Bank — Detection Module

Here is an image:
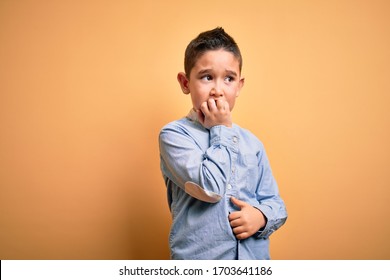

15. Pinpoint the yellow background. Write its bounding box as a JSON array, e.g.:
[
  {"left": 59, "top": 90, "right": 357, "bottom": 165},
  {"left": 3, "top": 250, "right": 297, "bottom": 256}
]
[{"left": 1, "top": 0, "right": 389, "bottom": 259}]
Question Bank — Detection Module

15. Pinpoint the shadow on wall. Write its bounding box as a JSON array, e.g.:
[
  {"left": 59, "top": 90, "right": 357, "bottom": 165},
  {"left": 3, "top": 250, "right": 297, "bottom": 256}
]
[
  {"left": 122, "top": 166, "right": 171, "bottom": 260},
  {"left": 109, "top": 117, "right": 172, "bottom": 260}
]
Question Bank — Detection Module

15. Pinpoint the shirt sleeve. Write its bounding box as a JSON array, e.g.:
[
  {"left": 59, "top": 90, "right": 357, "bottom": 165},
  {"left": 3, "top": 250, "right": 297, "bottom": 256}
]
[
  {"left": 159, "top": 123, "right": 238, "bottom": 203},
  {"left": 252, "top": 146, "right": 288, "bottom": 239}
]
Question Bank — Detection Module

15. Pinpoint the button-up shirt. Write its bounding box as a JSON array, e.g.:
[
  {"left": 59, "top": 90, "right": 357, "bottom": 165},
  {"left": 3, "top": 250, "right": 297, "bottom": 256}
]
[{"left": 159, "top": 109, "right": 287, "bottom": 259}]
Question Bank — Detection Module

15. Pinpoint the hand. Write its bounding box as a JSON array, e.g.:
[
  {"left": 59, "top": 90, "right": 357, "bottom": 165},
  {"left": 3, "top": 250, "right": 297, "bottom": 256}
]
[
  {"left": 197, "top": 98, "right": 232, "bottom": 129},
  {"left": 228, "top": 197, "right": 266, "bottom": 240}
]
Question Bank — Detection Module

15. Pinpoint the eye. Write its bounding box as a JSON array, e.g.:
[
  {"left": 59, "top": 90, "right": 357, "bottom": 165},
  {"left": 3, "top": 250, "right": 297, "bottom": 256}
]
[
  {"left": 224, "top": 76, "right": 235, "bottom": 82},
  {"left": 201, "top": 74, "right": 212, "bottom": 81}
]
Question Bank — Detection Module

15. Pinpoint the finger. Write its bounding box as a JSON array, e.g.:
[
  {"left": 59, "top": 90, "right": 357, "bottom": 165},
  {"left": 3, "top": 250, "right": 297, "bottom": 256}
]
[
  {"left": 232, "top": 225, "right": 245, "bottom": 234},
  {"left": 233, "top": 227, "right": 252, "bottom": 240},
  {"left": 230, "top": 196, "right": 247, "bottom": 209},
  {"left": 215, "top": 99, "right": 225, "bottom": 110},
  {"left": 228, "top": 211, "right": 241, "bottom": 221},
  {"left": 200, "top": 101, "right": 209, "bottom": 115},
  {"left": 235, "top": 232, "right": 249, "bottom": 240},
  {"left": 219, "top": 99, "right": 230, "bottom": 111},
  {"left": 207, "top": 98, "right": 217, "bottom": 111},
  {"left": 223, "top": 100, "right": 230, "bottom": 111},
  {"left": 229, "top": 217, "right": 242, "bottom": 228}
]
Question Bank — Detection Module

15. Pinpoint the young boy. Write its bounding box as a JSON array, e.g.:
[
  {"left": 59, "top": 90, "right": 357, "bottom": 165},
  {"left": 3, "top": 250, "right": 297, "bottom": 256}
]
[{"left": 159, "top": 27, "right": 287, "bottom": 260}]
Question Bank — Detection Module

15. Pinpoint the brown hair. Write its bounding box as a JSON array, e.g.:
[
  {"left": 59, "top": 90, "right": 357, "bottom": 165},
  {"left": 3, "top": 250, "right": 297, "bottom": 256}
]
[{"left": 183, "top": 27, "right": 243, "bottom": 76}]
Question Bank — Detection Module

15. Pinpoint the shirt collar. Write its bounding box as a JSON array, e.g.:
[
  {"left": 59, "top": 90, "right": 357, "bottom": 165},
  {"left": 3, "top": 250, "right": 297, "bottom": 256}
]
[{"left": 186, "top": 108, "right": 199, "bottom": 123}]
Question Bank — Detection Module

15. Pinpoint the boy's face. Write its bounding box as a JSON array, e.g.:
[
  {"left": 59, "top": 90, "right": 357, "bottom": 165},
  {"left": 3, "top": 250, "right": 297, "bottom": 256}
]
[{"left": 178, "top": 49, "right": 244, "bottom": 113}]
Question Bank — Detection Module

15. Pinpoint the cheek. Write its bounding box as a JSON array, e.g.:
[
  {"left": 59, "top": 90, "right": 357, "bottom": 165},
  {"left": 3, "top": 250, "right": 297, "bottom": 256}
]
[
  {"left": 228, "top": 99, "right": 236, "bottom": 111},
  {"left": 190, "top": 95, "right": 205, "bottom": 110},
  {"left": 190, "top": 87, "right": 210, "bottom": 108},
  {"left": 226, "top": 90, "right": 238, "bottom": 110}
]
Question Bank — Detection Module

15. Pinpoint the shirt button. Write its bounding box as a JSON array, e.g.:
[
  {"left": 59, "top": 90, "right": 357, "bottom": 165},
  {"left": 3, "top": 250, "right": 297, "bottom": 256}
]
[
  {"left": 232, "top": 136, "right": 238, "bottom": 143},
  {"left": 227, "top": 184, "right": 232, "bottom": 190}
]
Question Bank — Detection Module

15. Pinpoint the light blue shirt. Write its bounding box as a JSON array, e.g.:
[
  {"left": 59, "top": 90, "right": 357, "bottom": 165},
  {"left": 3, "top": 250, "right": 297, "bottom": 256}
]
[{"left": 159, "top": 110, "right": 287, "bottom": 259}]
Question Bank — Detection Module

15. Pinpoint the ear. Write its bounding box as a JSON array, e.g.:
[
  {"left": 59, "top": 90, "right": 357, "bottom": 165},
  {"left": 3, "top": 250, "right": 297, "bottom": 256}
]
[
  {"left": 177, "top": 72, "right": 190, "bottom": 95},
  {"left": 236, "top": 77, "right": 245, "bottom": 97}
]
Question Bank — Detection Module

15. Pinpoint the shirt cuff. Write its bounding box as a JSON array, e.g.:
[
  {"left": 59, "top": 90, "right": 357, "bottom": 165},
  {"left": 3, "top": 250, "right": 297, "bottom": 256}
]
[
  {"left": 253, "top": 205, "right": 275, "bottom": 239},
  {"left": 209, "top": 125, "right": 239, "bottom": 152}
]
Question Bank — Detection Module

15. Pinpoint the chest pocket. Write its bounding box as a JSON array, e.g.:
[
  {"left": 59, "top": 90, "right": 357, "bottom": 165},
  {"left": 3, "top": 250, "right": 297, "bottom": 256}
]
[{"left": 243, "top": 154, "right": 260, "bottom": 193}]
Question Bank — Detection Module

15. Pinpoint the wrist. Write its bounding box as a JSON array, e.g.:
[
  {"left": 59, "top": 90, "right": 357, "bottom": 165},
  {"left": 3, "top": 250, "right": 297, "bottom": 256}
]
[{"left": 208, "top": 122, "right": 232, "bottom": 129}]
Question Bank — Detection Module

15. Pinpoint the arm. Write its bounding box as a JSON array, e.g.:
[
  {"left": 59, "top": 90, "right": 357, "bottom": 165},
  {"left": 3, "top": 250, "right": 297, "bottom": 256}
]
[
  {"left": 229, "top": 146, "right": 287, "bottom": 239},
  {"left": 252, "top": 148, "right": 287, "bottom": 239},
  {"left": 159, "top": 100, "right": 236, "bottom": 202}
]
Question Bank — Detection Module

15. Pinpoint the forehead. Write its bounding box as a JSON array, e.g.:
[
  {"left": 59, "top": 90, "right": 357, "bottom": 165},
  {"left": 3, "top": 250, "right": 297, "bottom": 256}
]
[{"left": 193, "top": 49, "right": 240, "bottom": 71}]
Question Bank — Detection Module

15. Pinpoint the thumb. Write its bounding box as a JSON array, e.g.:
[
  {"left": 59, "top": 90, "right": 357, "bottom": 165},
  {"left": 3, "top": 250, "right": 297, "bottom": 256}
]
[
  {"left": 230, "top": 196, "right": 247, "bottom": 209},
  {"left": 196, "top": 109, "right": 205, "bottom": 124}
]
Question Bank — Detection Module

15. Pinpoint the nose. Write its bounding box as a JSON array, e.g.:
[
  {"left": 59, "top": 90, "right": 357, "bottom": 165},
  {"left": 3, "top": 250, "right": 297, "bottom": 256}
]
[{"left": 210, "top": 81, "right": 223, "bottom": 97}]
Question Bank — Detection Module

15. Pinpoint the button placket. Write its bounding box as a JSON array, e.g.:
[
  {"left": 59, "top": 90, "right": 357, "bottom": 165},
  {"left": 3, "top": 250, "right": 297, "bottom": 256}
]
[{"left": 226, "top": 134, "right": 239, "bottom": 194}]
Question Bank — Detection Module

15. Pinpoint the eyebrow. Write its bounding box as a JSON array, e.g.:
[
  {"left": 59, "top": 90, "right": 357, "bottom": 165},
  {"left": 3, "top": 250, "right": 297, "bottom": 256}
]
[
  {"left": 196, "top": 69, "right": 238, "bottom": 77},
  {"left": 225, "top": 70, "right": 238, "bottom": 77}
]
